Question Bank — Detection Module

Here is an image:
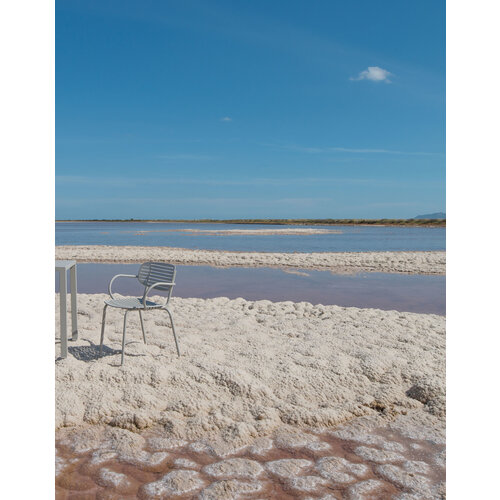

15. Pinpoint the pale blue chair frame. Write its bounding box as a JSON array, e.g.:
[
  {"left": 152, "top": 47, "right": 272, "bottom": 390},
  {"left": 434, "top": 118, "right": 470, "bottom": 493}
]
[{"left": 99, "top": 262, "right": 180, "bottom": 365}]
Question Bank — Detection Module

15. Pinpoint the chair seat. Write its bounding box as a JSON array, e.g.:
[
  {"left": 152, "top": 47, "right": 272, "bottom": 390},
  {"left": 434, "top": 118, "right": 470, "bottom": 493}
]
[{"left": 104, "top": 297, "right": 164, "bottom": 310}]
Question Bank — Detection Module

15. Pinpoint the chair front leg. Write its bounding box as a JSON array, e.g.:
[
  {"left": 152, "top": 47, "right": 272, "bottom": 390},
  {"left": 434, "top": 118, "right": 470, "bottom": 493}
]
[
  {"left": 165, "top": 307, "right": 180, "bottom": 357},
  {"left": 99, "top": 304, "right": 108, "bottom": 356},
  {"left": 121, "top": 310, "right": 129, "bottom": 366},
  {"left": 138, "top": 309, "right": 147, "bottom": 344}
]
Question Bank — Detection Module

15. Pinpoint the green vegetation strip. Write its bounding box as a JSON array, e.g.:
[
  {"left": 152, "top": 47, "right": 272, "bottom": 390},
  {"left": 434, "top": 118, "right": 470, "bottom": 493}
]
[{"left": 57, "top": 218, "right": 445, "bottom": 227}]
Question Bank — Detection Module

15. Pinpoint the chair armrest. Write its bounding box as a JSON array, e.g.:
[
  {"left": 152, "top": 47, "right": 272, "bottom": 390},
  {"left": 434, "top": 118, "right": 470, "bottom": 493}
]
[
  {"left": 108, "top": 274, "right": 138, "bottom": 299},
  {"left": 142, "top": 281, "right": 176, "bottom": 307}
]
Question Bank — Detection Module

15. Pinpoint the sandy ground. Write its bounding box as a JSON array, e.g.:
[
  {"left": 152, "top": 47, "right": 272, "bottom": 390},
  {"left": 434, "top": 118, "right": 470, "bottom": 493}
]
[
  {"left": 55, "top": 246, "right": 446, "bottom": 274},
  {"left": 56, "top": 293, "right": 445, "bottom": 448}
]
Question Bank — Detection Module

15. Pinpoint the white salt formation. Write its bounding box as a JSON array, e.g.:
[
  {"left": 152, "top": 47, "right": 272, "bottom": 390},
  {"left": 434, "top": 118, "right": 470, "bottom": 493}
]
[
  {"left": 55, "top": 245, "right": 446, "bottom": 274},
  {"left": 56, "top": 293, "right": 445, "bottom": 446},
  {"left": 131, "top": 227, "right": 343, "bottom": 235},
  {"left": 56, "top": 413, "right": 446, "bottom": 499}
]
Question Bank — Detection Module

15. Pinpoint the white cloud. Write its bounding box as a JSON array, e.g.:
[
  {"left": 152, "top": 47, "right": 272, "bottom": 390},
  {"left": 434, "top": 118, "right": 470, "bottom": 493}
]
[
  {"left": 351, "top": 66, "right": 392, "bottom": 83},
  {"left": 220, "top": 116, "right": 232, "bottom": 122}
]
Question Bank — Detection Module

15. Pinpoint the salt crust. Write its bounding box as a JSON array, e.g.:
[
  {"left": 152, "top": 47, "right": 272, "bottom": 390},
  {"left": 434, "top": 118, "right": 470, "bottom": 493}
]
[
  {"left": 56, "top": 412, "right": 445, "bottom": 499},
  {"left": 247, "top": 437, "right": 273, "bottom": 455},
  {"left": 147, "top": 437, "right": 186, "bottom": 451},
  {"left": 132, "top": 228, "right": 343, "bottom": 236},
  {"left": 316, "top": 457, "right": 369, "bottom": 483},
  {"left": 55, "top": 245, "right": 445, "bottom": 274},
  {"left": 198, "top": 479, "right": 263, "bottom": 500},
  {"left": 139, "top": 469, "right": 204, "bottom": 498},
  {"left": 96, "top": 468, "right": 131, "bottom": 489},
  {"left": 118, "top": 450, "right": 169, "bottom": 467},
  {"left": 56, "top": 293, "right": 445, "bottom": 447},
  {"left": 354, "top": 445, "right": 405, "bottom": 463},
  {"left": 376, "top": 463, "right": 431, "bottom": 492},
  {"left": 346, "top": 479, "right": 386, "bottom": 500},
  {"left": 265, "top": 458, "right": 312, "bottom": 477},
  {"left": 287, "top": 475, "right": 329, "bottom": 492},
  {"left": 202, "top": 458, "right": 264, "bottom": 478},
  {"left": 173, "top": 458, "right": 199, "bottom": 469}
]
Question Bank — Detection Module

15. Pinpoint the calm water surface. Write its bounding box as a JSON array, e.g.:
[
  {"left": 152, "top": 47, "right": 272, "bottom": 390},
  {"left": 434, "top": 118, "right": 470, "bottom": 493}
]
[
  {"left": 56, "top": 221, "right": 445, "bottom": 252},
  {"left": 56, "top": 263, "right": 445, "bottom": 315}
]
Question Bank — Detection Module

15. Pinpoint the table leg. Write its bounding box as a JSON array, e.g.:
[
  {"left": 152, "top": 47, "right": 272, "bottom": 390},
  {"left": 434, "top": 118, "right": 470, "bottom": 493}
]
[
  {"left": 59, "top": 269, "right": 68, "bottom": 358},
  {"left": 70, "top": 264, "right": 78, "bottom": 340}
]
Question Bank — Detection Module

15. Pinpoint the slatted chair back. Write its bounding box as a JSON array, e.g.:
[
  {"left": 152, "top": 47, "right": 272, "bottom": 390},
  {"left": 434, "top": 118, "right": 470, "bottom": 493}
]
[{"left": 138, "top": 262, "right": 176, "bottom": 297}]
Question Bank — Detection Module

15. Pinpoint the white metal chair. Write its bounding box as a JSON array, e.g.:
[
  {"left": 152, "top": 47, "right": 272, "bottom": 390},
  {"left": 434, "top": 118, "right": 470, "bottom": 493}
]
[{"left": 99, "top": 262, "right": 180, "bottom": 365}]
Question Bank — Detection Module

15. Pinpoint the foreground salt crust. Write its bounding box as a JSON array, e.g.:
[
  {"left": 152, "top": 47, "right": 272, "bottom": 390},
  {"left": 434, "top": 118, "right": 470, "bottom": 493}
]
[
  {"left": 55, "top": 245, "right": 446, "bottom": 274},
  {"left": 56, "top": 294, "right": 445, "bottom": 445},
  {"left": 56, "top": 412, "right": 446, "bottom": 499}
]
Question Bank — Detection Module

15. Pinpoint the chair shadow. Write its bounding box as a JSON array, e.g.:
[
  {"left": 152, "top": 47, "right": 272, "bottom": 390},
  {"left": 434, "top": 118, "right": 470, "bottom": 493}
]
[
  {"left": 64, "top": 340, "right": 147, "bottom": 365},
  {"left": 68, "top": 341, "right": 120, "bottom": 361}
]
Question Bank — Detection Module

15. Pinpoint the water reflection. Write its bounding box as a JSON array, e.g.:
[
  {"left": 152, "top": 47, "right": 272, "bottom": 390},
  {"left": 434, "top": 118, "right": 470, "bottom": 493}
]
[{"left": 56, "top": 263, "right": 445, "bottom": 316}]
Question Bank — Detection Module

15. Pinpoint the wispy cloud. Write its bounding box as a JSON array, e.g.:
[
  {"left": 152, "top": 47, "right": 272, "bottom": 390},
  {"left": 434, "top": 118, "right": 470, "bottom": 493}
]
[
  {"left": 220, "top": 116, "right": 232, "bottom": 122},
  {"left": 155, "top": 154, "right": 215, "bottom": 160},
  {"left": 350, "top": 66, "right": 393, "bottom": 83},
  {"left": 272, "top": 144, "right": 442, "bottom": 156},
  {"left": 55, "top": 175, "right": 437, "bottom": 189}
]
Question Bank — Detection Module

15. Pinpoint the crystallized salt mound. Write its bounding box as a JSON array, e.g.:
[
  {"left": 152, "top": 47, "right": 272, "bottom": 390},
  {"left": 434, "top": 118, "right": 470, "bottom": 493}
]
[
  {"left": 96, "top": 468, "right": 132, "bottom": 490},
  {"left": 376, "top": 464, "right": 432, "bottom": 496},
  {"left": 406, "top": 377, "right": 446, "bottom": 417},
  {"left": 58, "top": 426, "right": 146, "bottom": 455},
  {"left": 203, "top": 458, "right": 264, "bottom": 479},
  {"left": 266, "top": 458, "right": 313, "bottom": 478},
  {"left": 55, "top": 245, "right": 446, "bottom": 274},
  {"left": 346, "top": 479, "right": 387, "bottom": 500},
  {"left": 199, "top": 479, "right": 263, "bottom": 500},
  {"left": 55, "top": 294, "right": 445, "bottom": 445},
  {"left": 316, "top": 457, "right": 369, "bottom": 483},
  {"left": 139, "top": 470, "right": 205, "bottom": 498},
  {"left": 247, "top": 437, "right": 273, "bottom": 455},
  {"left": 354, "top": 446, "right": 405, "bottom": 464},
  {"left": 287, "top": 475, "right": 329, "bottom": 492}
]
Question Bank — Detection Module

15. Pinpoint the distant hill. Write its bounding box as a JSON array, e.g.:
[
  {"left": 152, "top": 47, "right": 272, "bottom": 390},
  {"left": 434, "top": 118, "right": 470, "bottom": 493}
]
[{"left": 414, "top": 212, "right": 446, "bottom": 219}]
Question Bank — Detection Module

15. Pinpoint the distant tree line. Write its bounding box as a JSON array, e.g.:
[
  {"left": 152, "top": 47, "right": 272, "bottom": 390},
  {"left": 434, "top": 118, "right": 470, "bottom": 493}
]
[{"left": 57, "top": 218, "right": 445, "bottom": 226}]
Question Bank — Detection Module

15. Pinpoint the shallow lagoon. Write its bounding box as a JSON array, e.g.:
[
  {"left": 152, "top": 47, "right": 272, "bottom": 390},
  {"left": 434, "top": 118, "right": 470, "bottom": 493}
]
[
  {"left": 56, "top": 221, "right": 445, "bottom": 252},
  {"left": 56, "top": 263, "right": 445, "bottom": 316}
]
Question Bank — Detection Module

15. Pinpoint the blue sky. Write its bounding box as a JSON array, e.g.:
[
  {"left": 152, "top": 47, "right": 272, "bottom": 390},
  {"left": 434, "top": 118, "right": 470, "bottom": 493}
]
[{"left": 56, "top": 0, "right": 445, "bottom": 219}]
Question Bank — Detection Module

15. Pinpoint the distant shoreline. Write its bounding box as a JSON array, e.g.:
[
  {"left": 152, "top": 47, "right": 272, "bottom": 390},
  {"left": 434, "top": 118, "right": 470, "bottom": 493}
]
[{"left": 56, "top": 218, "right": 446, "bottom": 227}]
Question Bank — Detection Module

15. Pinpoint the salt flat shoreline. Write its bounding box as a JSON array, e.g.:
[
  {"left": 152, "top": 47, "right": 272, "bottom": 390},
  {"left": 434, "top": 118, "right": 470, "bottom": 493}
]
[
  {"left": 56, "top": 294, "right": 445, "bottom": 444},
  {"left": 56, "top": 294, "right": 445, "bottom": 497},
  {"left": 55, "top": 245, "right": 446, "bottom": 275}
]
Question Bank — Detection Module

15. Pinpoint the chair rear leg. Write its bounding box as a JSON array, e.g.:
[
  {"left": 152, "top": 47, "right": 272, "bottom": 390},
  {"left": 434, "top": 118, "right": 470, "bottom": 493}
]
[
  {"left": 99, "top": 304, "right": 108, "bottom": 356},
  {"left": 121, "top": 310, "right": 128, "bottom": 366},
  {"left": 138, "top": 309, "right": 147, "bottom": 344},
  {"left": 165, "top": 308, "right": 180, "bottom": 357}
]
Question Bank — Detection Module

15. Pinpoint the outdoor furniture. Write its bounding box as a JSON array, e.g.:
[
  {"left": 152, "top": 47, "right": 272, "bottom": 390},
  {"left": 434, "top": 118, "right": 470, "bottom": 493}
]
[
  {"left": 55, "top": 260, "right": 79, "bottom": 358},
  {"left": 99, "top": 262, "right": 180, "bottom": 365}
]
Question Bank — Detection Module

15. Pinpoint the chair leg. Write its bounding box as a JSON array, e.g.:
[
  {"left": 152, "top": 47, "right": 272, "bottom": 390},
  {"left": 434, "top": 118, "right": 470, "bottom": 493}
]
[
  {"left": 139, "top": 309, "right": 147, "bottom": 344},
  {"left": 165, "top": 308, "right": 180, "bottom": 357},
  {"left": 99, "top": 304, "right": 108, "bottom": 356},
  {"left": 121, "top": 310, "right": 128, "bottom": 366}
]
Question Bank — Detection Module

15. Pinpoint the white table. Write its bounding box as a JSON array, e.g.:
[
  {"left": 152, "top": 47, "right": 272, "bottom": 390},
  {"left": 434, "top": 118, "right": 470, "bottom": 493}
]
[{"left": 55, "top": 260, "right": 78, "bottom": 358}]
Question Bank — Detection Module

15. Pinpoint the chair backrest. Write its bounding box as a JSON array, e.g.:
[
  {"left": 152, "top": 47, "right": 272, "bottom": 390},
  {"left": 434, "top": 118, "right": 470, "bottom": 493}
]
[{"left": 138, "top": 262, "right": 176, "bottom": 292}]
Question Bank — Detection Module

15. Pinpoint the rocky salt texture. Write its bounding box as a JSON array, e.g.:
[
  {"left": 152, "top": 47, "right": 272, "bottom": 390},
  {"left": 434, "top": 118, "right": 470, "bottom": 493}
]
[
  {"left": 56, "top": 412, "right": 446, "bottom": 499},
  {"left": 55, "top": 245, "right": 446, "bottom": 274},
  {"left": 56, "top": 293, "right": 445, "bottom": 445}
]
